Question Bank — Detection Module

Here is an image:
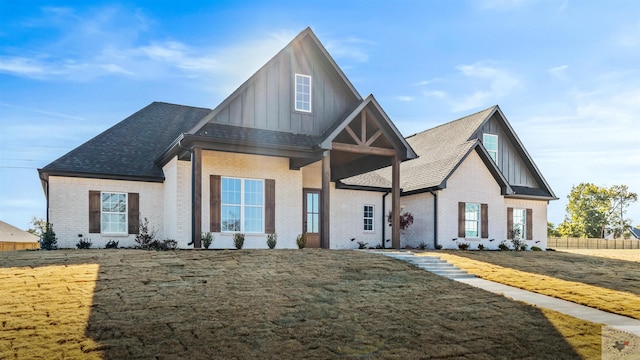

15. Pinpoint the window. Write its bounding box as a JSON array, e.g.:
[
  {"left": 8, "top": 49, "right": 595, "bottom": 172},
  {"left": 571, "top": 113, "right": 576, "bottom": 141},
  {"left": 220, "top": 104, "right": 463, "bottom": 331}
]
[
  {"left": 512, "top": 208, "right": 526, "bottom": 240},
  {"left": 101, "top": 192, "right": 127, "bottom": 234},
  {"left": 483, "top": 133, "right": 498, "bottom": 162},
  {"left": 464, "top": 203, "right": 480, "bottom": 238},
  {"left": 363, "top": 205, "right": 374, "bottom": 231},
  {"left": 221, "top": 177, "right": 264, "bottom": 233},
  {"left": 295, "top": 74, "right": 312, "bottom": 112}
]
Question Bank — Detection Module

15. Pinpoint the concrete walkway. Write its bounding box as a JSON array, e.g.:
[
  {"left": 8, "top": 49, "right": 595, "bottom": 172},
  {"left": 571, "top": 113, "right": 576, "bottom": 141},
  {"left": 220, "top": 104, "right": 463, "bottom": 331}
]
[{"left": 375, "top": 251, "right": 640, "bottom": 337}]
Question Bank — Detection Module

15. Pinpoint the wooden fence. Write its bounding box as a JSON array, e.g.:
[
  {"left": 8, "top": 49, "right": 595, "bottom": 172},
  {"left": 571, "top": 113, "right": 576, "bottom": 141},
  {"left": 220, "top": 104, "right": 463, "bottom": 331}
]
[
  {"left": 0, "top": 242, "right": 39, "bottom": 251},
  {"left": 547, "top": 237, "right": 640, "bottom": 249}
]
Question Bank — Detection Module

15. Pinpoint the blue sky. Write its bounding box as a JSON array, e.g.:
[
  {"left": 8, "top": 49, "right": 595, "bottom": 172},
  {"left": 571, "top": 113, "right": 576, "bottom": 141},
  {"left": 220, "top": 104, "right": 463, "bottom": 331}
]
[{"left": 1, "top": 0, "right": 639, "bottom": 231}]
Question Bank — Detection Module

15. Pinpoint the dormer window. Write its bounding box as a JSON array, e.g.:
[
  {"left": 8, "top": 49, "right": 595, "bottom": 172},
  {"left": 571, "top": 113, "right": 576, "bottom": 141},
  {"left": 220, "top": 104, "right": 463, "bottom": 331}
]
[
  {"left": 295, "top": 73, "right": 312, "bottom": 113},
  {"left": 483, "top": 133, "right": 498, "bottom": 162}
]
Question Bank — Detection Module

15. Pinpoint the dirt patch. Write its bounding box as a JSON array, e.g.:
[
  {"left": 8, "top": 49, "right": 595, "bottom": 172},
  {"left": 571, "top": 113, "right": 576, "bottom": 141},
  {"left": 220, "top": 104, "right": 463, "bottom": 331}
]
[
  {"left": 559, "top": 249, "right": 640, "bottom": 263},
  {"left": 0, "top": 249, "right": 597, "bottom": 359}
]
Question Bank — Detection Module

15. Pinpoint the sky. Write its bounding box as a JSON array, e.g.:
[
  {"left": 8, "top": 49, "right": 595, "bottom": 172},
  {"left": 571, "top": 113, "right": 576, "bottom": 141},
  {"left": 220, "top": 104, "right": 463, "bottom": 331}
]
[{"left": 1, "top": 0, "right": 639, "bottom": 231}]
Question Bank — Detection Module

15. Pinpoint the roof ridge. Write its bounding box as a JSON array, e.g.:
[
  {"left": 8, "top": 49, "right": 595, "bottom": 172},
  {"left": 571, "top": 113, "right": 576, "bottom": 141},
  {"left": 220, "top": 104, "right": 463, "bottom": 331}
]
[{"left": 406, "top": 105, "right": 497, "bottom": 139}]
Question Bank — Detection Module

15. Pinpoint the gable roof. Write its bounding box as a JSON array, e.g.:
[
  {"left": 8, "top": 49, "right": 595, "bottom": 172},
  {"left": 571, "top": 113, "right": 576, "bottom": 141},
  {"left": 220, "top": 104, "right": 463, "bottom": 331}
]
[
  {"left": 0, "top": 220, "right": 39, "bottom": 243},
  {"left": 187, "top": 27, "right": 362, "bottom": 136},
  {"left": 39, "top": 102, "right": 211, "bottom": 182},
  {"left": 630, "top": 227, "right": 640, "bottom": 239},
  {"left": 342, "top": 105, "right": 557, "bottom": 200}
]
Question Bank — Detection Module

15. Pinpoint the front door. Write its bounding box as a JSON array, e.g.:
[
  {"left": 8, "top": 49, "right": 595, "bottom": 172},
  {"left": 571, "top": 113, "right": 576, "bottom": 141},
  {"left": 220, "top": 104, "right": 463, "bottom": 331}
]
[{"left": 303, "top": 189, "right": 321, "bottom": 248}]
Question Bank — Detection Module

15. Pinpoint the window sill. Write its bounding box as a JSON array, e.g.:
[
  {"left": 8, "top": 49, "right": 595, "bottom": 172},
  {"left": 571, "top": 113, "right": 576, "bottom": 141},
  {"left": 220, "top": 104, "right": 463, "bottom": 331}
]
[{"left": 101, "top": 233, "right": 130, "bottom": 237}]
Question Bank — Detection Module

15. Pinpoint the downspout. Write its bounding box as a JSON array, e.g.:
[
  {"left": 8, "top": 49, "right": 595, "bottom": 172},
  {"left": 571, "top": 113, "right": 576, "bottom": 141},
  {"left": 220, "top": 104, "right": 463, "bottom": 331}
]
[
  {"left": 179, "top": 139, "right": 196, "bottom": 247},
  {"left": 429, "top": 190, "right": 438, "bottom": 249},
  {"left": 381, "top": 191, "right": 390, "bottom": 248}
]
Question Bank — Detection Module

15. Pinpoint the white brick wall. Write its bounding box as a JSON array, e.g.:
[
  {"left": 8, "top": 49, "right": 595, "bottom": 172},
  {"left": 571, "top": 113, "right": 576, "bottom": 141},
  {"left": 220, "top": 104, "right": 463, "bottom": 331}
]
[
  {"left": 505, "top": 198, "right": 549, "bottom": 249},
  {"left": 162, "top": 157, "right": 193, "bottom": 247},
  {"left": 397, "top": 192, "right": 435, "bottom": 249},
  {"left": 48, "top": 176, "right": 164, "bottom": 249}
]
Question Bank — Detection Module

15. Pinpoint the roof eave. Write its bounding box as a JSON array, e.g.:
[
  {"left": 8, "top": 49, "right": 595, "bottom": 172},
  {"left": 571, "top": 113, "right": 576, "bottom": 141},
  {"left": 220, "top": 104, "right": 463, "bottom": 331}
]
[{"left": 38, "top": 169, "right": 165, "bottom": 183}]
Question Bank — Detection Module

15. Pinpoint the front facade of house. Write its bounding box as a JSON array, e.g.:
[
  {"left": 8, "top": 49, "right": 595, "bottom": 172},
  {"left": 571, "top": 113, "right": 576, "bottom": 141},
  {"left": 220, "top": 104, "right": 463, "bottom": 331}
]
[
  {"left": 39, "top": 28, "right": 415, "bottom": 249},
  {"left": 39, "top": 28, "right": 555, "bottom": 250}
]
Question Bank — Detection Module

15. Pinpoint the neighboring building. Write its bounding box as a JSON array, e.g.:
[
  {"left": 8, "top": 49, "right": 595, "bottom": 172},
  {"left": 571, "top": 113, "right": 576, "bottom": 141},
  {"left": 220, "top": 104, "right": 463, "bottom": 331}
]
[
  {"left": 0, "top": 220, "right": 39, "bottom": 251},
  {"left": 343, "top": 105, "right": 558, "bottom": 249},
  {"left": 630, "top": 227, "right": 640, "bottom": 240},
  {"left": 38, "top": 28, "right": 556, "bottom": 250}
]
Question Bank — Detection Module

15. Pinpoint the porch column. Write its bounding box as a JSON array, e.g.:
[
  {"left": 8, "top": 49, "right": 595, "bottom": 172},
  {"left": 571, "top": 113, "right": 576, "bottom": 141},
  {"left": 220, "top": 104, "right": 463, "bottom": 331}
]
[
  {"left": 391, "top": 155, "right": 400, "bottom": 249},
  {"left": 192, "top": 147, "right": 202, "bottom": 248},
  {"left": 321, "top": 150, "right": 331, "bottom": 249}
]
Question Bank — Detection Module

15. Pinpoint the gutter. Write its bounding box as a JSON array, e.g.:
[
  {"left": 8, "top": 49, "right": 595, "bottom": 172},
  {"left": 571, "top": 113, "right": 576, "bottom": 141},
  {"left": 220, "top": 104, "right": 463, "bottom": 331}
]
[
  {"left": 180, "top": 139, "right": 196, "bottom": 247},
  {"left": 381, "top": 191, "right": 390, "bottom": 248}
]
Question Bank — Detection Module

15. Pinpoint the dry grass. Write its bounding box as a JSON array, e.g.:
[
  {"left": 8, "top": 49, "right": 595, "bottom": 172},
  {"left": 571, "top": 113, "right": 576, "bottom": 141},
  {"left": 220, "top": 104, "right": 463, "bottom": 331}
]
[
  {"left": 0, "top": 249, "right": 602, "bottom": 359},
  {"left": 559, "top": 249, "right": 640, "bottom": 263},
  {"left": 426, "top": 251, "right": 640, "bottom": 320}
]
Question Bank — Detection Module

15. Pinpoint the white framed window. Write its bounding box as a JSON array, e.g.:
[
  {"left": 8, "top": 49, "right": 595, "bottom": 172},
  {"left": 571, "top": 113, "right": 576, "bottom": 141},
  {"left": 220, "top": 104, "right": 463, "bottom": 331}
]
[
  {"left": 221, "top": 177, "right": 264, "bottom": 233},
  {"left": 101, "top": 192, "right": 127, "bottom": 234},
  {"left": 512, "top": 208, "right": 526, "bottom": 240},
  {"left": 465, "top": 203, "right": 480, "bottom": 238},
  {"left": 294, "top": 73, "right": 312, "bottom": 113},
  {"left": 483, "top": 133, "right": 498, "bottom": 162},
  {"left": 363, "top": 205, "right": 374, "bottom": 232}
]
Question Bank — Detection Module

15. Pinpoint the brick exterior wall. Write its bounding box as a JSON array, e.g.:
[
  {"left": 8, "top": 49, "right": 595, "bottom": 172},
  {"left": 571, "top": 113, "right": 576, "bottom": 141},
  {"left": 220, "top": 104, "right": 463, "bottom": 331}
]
[{"left": 48, "top": 176, "right": 164, "bottom": 249}]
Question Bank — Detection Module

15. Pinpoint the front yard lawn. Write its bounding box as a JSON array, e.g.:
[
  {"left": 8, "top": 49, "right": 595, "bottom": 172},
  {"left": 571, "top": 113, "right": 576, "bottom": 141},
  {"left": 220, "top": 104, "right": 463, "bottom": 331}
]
[{"left": 0, "top": 249, "right": 601, "bottom": 359}]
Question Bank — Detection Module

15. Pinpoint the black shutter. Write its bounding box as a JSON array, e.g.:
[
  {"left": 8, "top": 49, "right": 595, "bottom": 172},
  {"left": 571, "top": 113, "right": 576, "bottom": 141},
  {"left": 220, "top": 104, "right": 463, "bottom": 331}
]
[
  {"left": 128, "top": 193, "right": 139, "bottom": 234},
  {"left": 89, "top": 191, "right": 101, "bottom": 233}
]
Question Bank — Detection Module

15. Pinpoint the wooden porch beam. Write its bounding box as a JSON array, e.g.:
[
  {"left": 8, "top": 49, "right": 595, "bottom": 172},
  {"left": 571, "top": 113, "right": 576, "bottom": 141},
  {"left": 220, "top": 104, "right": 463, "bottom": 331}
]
[
  {"left": 361, "top": 110, "right": 367, "bottom": 144},
  {"left": 331, "top": 142, "right": 397, "bottom": 156},
  {"left": 192, "top": 147, "right": 202, "bottom": 248},
  {"left": 365, "top": 129, "right": 382, "bottom": 146},
  {"left": 321, "top": 150, "right": 331, "bottom": 249},
  {"left": 345, "top": 125, "right": 362, "bottom": 145},
  {"left": 391, "top": 155, "right": 400, "bottom": 249}
]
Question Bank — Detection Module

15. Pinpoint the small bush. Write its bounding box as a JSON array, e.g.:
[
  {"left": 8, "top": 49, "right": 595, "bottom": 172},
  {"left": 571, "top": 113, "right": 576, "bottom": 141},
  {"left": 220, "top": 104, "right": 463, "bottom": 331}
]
[
  {"left": 76, "top": 238, "right": 92, "bottom": 249},
  {"left": 135, "top": 217, "right": 157, "bottom": 250},
  {"left": 435, "top": 244, "right": 443, "bottom": 250},
  {"left": 547, "top": 247, "right": 556, "bottom": 251},
  {"left": 498, "top": 241, "right": 510, "bottom": 251},
  {"left": 477, "top": 243, "right": 485, "bottom": 251},
  {"left": 39, "top": 223, "right": 58, "bottom": 250},
  {"left": 201, "top": 232, "right": 213, "bottom": 249},
  {"left": 148, "top": 239, "right": 178, "bottom": 251},
  {"left": 266, "top": 233, "right": 277, "bottom": 249},
  {"left": 350, "top": 238, "right": 368, "bottom": 249},
  {"left": 531, "top": 246, "right": 542, "bottom": 251},
  {"left": 296, "top": 233, "right": 307, "bottom": 249},
  {"left": 417, "top": 241, "right": 427, "bottom": 250},
  {"left": 105, "top": 240, "right": 119, "bottom": 249},
  {"left": 233, "top": 233, "right": 245, "bottom": 249},
  {"left": 375, "top": 244, "right": 384, "bottom": 249},
  {"left": 458, "top": 242, "right": 470, "bottom": 250}
]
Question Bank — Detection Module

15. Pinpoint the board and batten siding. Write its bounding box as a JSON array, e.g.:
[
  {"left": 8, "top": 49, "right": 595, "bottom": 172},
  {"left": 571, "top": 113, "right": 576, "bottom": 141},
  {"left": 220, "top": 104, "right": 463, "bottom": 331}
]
[
  {"left": 208, "top": 36, "right": 358, "bottom": 136},
  {"left": 478, "top": 114, "right": 537, "bottom": 187}
]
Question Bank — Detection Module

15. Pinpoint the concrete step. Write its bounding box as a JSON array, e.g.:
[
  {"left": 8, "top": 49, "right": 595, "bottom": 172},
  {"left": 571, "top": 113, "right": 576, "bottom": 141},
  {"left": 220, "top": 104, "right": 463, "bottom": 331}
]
[{"left": 374, "top": 252, "right": 475, "bottom": 280}]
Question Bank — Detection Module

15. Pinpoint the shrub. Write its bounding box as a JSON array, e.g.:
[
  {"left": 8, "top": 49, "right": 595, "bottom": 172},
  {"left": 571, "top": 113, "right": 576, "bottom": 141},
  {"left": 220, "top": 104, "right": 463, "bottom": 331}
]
[
  {"left": 296, "top": 233, "right": 307, "bottom": 249},
  {"left": 266, "top": 233, "right": 277, "bottom": 249},
  {"left": 458, "top": 242, "right": 470, "bottom": 250},
  {"left": 547, "top": 248, "right": 556, "bottom": 251},
  {"left": 148, "top": 239, "right": 177, "bottom": 251},
  {"left": 498, "top": 241, "right": 510, "bottom": 251},
  {"left": 135, "top": 217, "right": 157, "bottom": 250},
  {"left": 435, "top": 244, "right": 443, "bottom": 250},
  {"left": 510, "top": 237, "right": 527, "bottom": 252},
  {"left": 477, "top": 243, "right": 485, "bottom": 251},
  {"left": 387, "top": 211, "right": 415, "bottom": 234},
  {"left": 357, "top": 241, "right": 368, "bottom": 249},
  {"left": 375, "top": 244, "right": 384, "bottom": 249},
  {"left": 233, "top": 233, "right": 245, "bottom": 249},
  {"left": 416, "top": 241, "right": 427, "bottom": 250},
  {"left": 201, "top": 232, "right": 213, "bottom": 249},
  {"left": 105, "top": 240, "right": 119, "bottom": 249},
  {"left": 531, "top": 246, "right": 542, "bottom": 251},
  {"left": 76, "top": 238, "right": 92, "bottom": 249},
  {"left": 39, "top": 223, "right": 58, "bottom": 250}
]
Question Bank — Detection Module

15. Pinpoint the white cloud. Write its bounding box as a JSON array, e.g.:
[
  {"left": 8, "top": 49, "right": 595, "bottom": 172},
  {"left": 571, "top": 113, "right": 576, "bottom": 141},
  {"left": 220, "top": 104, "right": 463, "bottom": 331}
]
[
  {"left": 325, "top": 36, "right": 373, "bottom": 63},
  {"left": 394, "top": 96, "right": 414, "bottom": 102},
  {"left": 0, "top": 57, "right": 45, "bottom": 76},
  {"left": 424, "top": 61, "right": 521, "bottom": 112}
]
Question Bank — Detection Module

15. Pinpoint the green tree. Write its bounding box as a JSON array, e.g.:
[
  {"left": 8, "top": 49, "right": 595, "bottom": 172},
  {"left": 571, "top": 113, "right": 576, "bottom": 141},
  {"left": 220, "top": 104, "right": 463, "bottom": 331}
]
[
  {"left": 606, "top": 185, "right": 638, "bottom": 238},
  {"left": 547, "top": 222, "right": 560, "bottom": 237},
  {"left": 559, "top": 183, "right": 609, "bottom": 238},
  {"left": 559, "top": 183, "right": 638, "bottom": 239},
  {"left": 27, "top": 216, "right": 47, "bottom": 237}
]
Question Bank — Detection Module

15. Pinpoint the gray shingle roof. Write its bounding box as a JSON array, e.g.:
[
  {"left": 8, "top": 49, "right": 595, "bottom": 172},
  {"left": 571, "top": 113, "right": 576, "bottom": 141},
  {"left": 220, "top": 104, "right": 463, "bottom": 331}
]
[
  {"left": 342, "top": 106, "right": 496, "bottom": 192},
  {"left": 40, "top": 102, "right": 211, "bottom": 181},
  {"left": 195, "top": 123, "right": 318, "bottom": 149}
]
